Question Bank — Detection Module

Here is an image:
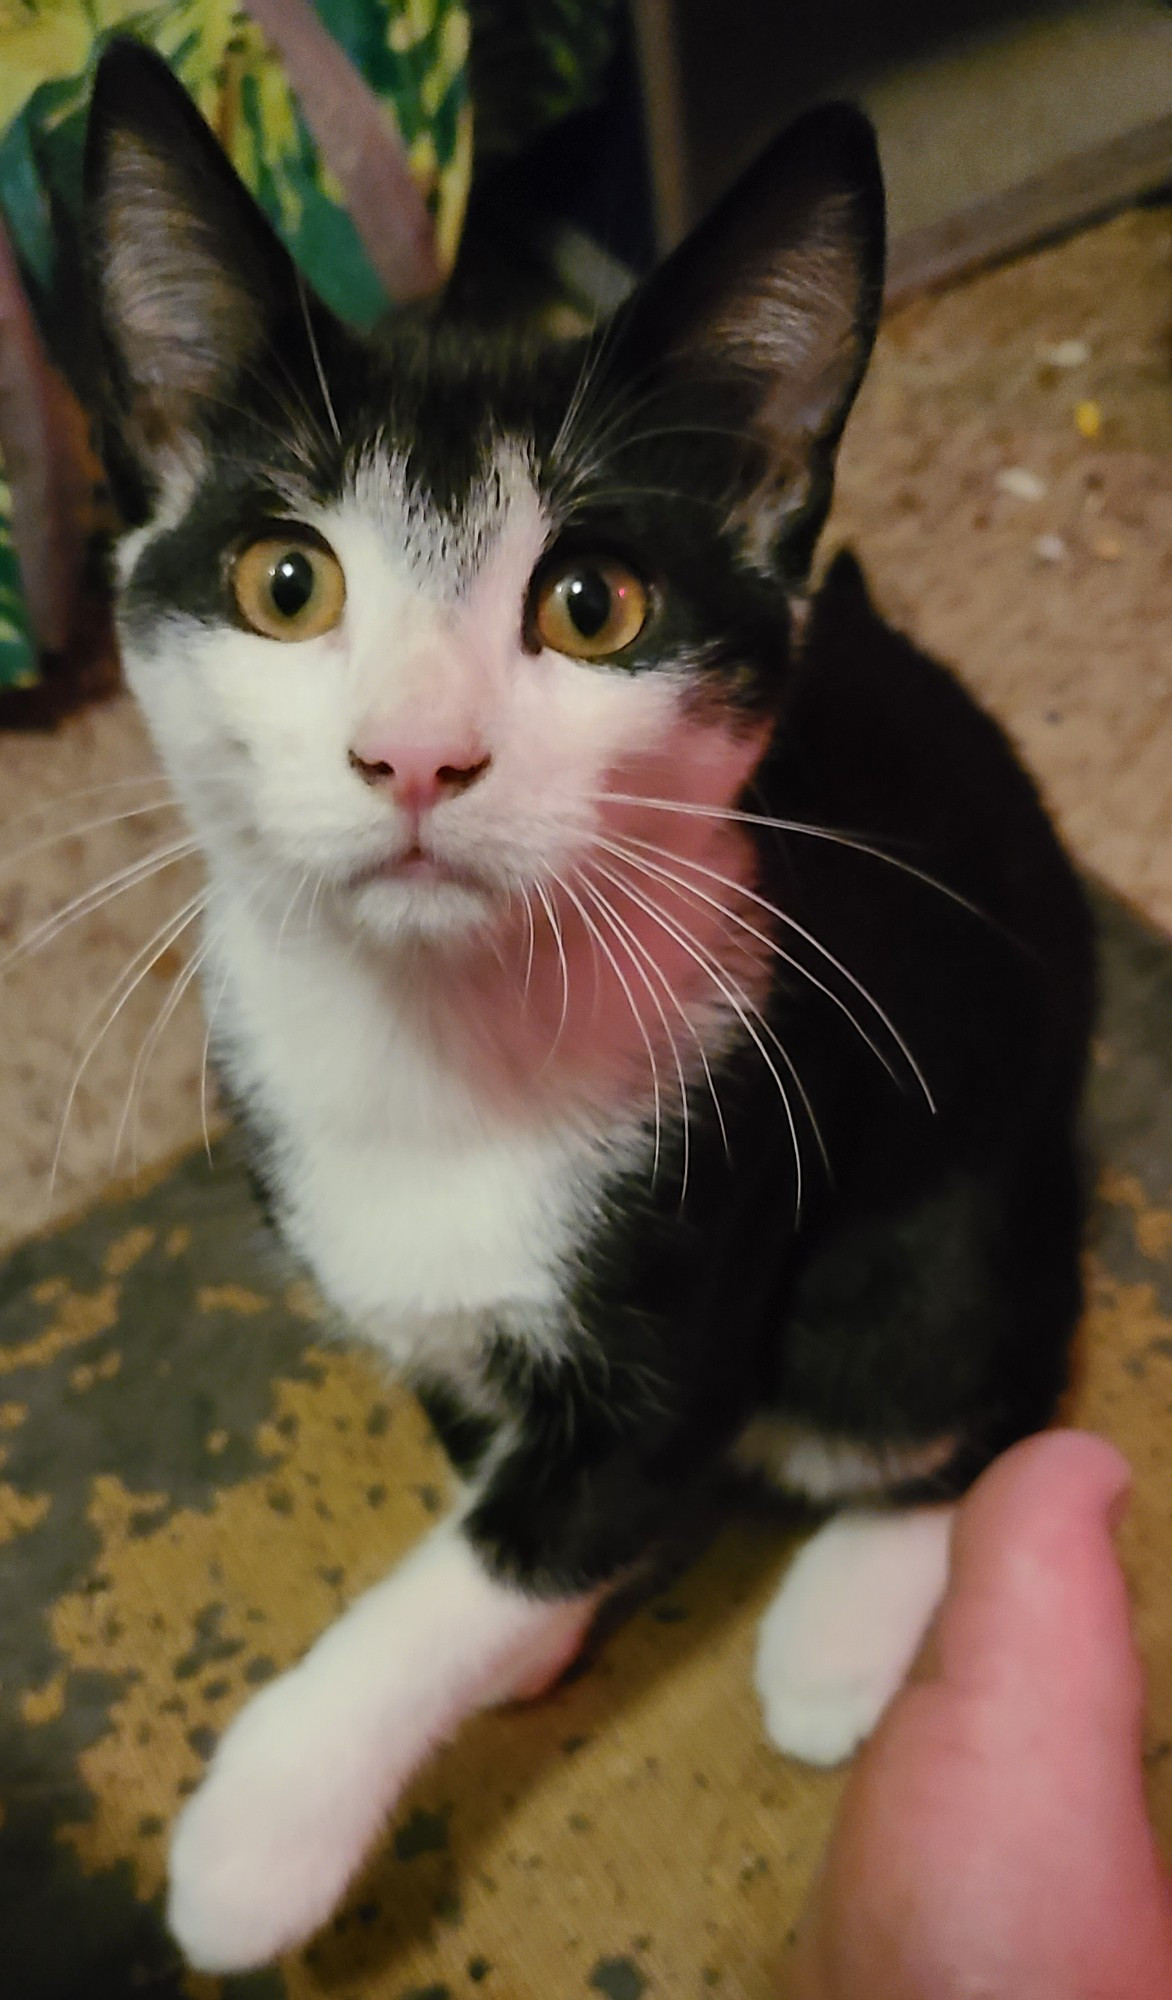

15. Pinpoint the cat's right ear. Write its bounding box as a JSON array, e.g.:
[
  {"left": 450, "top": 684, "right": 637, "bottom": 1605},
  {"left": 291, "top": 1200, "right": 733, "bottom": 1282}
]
[
  {"left": 600, "top": 105, "right": 886, "bottom": 577},
  {"left": 84, "top": 39, "right": 300, "bottom": 484}
]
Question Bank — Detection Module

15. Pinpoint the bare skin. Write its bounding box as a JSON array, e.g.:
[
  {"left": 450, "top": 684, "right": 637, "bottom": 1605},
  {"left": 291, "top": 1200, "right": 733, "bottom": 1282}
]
[{"left": 792, "top": 1431, "right": 1172, "bottom": 2000}]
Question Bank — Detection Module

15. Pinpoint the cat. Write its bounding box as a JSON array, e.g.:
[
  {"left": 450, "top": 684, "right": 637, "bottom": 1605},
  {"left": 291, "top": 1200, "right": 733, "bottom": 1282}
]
[{"left": 83, "top": 38, "right": 1094, "bottom": 1974}]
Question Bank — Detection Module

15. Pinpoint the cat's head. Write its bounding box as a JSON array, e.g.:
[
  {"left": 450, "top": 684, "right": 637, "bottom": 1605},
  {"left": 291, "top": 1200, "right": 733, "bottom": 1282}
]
[{"left": 85, "top": 40, "right": 883, "bottom": 954}]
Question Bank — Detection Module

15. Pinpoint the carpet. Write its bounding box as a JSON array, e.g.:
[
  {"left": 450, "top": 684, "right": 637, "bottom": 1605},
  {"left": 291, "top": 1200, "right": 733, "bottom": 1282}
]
[{"left": 2, "top": 886, "right": 1171, "bottom": 2000}]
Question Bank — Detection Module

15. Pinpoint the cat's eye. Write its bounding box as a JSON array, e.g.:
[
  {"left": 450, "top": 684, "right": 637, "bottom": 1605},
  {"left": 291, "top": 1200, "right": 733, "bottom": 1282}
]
[
  {"left": 232, "top": 534, "right": 346, "bottom": 641},
  {"left": 533, "top": 557, "right": 649, "bottom": 660}
]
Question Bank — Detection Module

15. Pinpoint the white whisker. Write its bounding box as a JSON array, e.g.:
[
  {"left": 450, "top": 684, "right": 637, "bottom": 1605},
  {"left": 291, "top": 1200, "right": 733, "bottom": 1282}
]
[
  {"left": 0, "top": 795, "right": 181, "bottom": 878},
  {"left": 0, "top": 835, "right": 202, "bottom": 981},
  {"left": 519, "top": 887, "right": 537, "bottom": 1003},
  {"left": 194, "top": 861, "right": 291, "bottom": 1166},
  {"left": 597, "top": 829, "right": 930, "bottom": 1109},
  {"left": 551, "top": 316, "right": 613, "bottom": 470},
  {"left": 275, "top": 868, "right": 314, "bottom": 955},
  {"left": 532, "top": 878, "right": 571, "bottom": 1060},
  {"left": 118, "top": 929, "right": 212, "bottom": 1175},
  {"left": 565, "top": 483, "right": 720, "bottom": 516},
  {"left": 46, "top": 888, "right": 208, "bottom": 1210},
  {"left": 296, "top": 271, "right": 342, "bottom": 449},
  {"left": 200, "top": 958, "right": 232, "bottom": 1166},
  {"left": 300, "top": 866, "right": 328, "bottom": 949},
  {"left": 576, "top": 866, "right": 695, "bottom": 1202},
  {"left": 585, "top": 854, "right": 821, "bottom": 1216},
  {"left": 548, "top": 869, "right": 664, "bottom": 1183},
  {"left": 0, "top": 771, "right": 174, "bottom": 828},
  {"left": 586, "top": 866, "right": 732, "bottom": 1163},
  {"left": 590, "top": 790, "right": 990, "bottom": 927},
  {"left": 559, "top": 374, "right": 681, "bottom": 489}
]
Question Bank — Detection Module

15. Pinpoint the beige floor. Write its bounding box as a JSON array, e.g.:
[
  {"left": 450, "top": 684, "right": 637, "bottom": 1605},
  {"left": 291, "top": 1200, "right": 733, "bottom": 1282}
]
[{"left": 0, "top": 204, "right": 1169, "bottom": 1255}]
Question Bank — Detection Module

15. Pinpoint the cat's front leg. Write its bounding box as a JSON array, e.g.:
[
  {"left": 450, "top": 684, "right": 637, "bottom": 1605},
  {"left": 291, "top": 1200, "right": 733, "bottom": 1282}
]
[
  {"left": 755, "top": 1503, "right": 955, "bottom": 1766},
  {"left": 167, "top": 1519, "right": 596, "bottom": 1973}
]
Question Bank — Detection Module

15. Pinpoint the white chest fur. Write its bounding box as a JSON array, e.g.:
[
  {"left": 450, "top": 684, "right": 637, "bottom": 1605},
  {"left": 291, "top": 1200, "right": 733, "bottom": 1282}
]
[{"left": 207, "top": 896, "right": 635, "bottom": 1368}]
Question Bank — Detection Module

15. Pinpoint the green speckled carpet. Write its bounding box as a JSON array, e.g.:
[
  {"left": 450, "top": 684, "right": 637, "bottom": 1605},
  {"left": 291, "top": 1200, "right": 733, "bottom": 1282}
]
[{"left": 3, "top": 888, "right": 1172, "bottom": 2000}]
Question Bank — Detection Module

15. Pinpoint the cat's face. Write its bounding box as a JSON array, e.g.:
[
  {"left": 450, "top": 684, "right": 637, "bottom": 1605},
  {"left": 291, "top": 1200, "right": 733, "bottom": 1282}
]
[
  {"left": 110, "top": 377, "right": 773, "bottom": 955},
  {"left": 86, "top": 44, "right": 884, "bottom": 957}
]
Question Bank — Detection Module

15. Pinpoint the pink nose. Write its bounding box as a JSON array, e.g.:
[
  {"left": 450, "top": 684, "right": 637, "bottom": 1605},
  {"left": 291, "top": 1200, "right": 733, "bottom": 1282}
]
[{"left": 347, "top": 737, "right": 492, "bottom": 814}]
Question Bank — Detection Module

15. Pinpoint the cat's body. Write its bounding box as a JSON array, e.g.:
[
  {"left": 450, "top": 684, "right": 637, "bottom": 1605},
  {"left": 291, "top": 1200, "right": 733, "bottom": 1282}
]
[
  {"left": 213, "top": 544, "right": 1091, "bottom": 1539},
  {"left": 84, "top": 43, "right": 1094, "bottom": 1973}
]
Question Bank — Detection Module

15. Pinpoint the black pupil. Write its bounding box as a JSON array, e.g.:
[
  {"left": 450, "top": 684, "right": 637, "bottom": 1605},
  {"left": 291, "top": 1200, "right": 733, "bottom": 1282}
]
[
  {"left": 564, "top": 569, "right": 612, "bottom": 639},
  {"left": 269, "top": 550, "right": 315, "bottom": 619}
]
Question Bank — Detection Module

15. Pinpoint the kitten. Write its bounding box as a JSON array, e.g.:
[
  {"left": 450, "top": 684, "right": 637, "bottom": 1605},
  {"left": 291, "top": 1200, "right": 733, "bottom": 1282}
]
[{"left": 84, "top": 40, "right": 1094, "bottom": 1973}]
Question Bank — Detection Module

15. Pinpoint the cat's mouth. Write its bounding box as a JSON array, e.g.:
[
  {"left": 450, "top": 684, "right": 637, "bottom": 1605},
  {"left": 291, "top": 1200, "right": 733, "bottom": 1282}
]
[{"left": 348, "top": 843, "right": 491, "bottom": 897}]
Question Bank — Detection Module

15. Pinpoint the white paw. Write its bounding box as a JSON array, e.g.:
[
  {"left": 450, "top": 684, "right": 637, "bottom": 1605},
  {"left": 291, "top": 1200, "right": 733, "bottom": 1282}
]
[
  {"left": 756, "top": 1504, "right": 953, "bottom": 1767},
  {"left": 759, "top": 1671, "right": 903, "bottom": 1767},
  {"left": 166, "top": 1520, "right": 600, "bottom": 1971},
  {"left": 167, "top": 1666, "right": 384, "bottom": 1972}
]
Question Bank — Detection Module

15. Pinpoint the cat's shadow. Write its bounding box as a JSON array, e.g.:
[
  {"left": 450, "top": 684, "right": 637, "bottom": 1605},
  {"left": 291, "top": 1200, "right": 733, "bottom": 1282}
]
[{"left": 299, "top": 1484, "right": 821, "bottom": 1991}]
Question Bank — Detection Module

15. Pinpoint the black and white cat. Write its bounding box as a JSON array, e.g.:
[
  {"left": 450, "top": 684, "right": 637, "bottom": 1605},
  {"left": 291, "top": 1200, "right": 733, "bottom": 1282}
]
[{"left": 83, "top": 41, "right": 1094, "bottom": 1973}]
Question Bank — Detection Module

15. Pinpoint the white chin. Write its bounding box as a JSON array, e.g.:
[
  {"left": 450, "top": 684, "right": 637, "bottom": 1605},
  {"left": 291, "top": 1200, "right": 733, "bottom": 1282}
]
[{"left": 347, "top": 876, "right": 492, "bottom": 945}]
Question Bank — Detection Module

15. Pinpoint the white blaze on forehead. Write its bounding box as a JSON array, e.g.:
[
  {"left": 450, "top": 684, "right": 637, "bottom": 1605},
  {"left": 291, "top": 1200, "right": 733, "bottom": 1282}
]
[
  {"left": 347, "top": 437, "right": 546, "bottom": 596},
  {"left": 304, "top": 445, "right": 557, "bottom": 771},
  {"left": 318, "top": 438, "right": 688, "bottom": 850}
]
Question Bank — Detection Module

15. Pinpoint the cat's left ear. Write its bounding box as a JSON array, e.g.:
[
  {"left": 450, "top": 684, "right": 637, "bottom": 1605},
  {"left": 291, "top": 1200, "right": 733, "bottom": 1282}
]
[
  {"left": 84, "top": 39, "right": 309, "bottom": 490},
  {"left": 609, "top": 104, "right": 885, "bottom": 571}
]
